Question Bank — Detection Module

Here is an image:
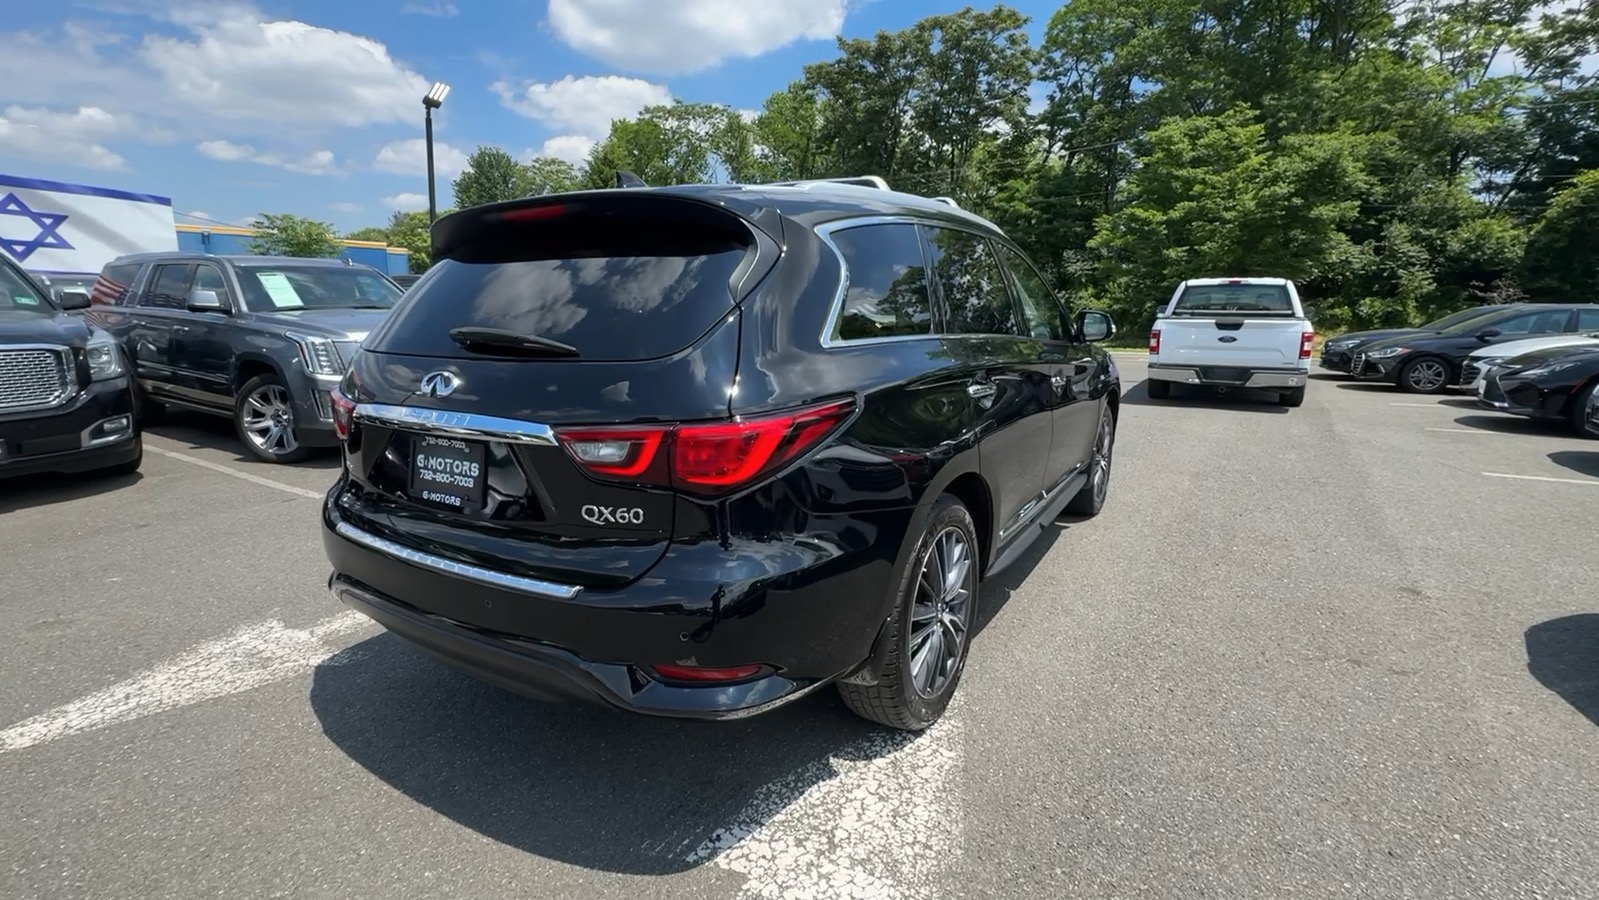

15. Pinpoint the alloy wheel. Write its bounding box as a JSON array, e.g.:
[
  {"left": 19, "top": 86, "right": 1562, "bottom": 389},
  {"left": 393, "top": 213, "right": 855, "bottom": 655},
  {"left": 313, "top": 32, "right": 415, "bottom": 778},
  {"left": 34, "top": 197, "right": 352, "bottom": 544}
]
[
  {"left": 1405, "top": 360, "right": 1448, "bottom": 392},
  {"left": 908, "top": 525, "right": 975, "bottom": 698},
  {"left": 240, "top": 384, "right": 299, "bottom": 456},
  {"left": 1090, "top": 408, "right": 1114, "bottom": 505}
]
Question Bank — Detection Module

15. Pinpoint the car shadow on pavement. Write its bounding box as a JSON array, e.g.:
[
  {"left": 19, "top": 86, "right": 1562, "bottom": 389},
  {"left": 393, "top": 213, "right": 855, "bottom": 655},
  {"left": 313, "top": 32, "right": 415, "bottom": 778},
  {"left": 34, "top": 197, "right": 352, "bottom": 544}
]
[
  {"left": 0, "top": 469, "right": 143, "bottom": 514},
  {"left": 1122, "top": 379, "right": 1290, "bottom": 413},
  {"left": 1451, "top": 414, "right": 1571, "bottom": 437},
  {"left": 1525, "top": 615, "right": 1599, "bottom": 728},
  {"left": 309, "top": 634, "right": 919, "bottom": 875},
  {"left": 971, "top": 517, "right": 1064, "bottom": 638},
  {"left": 1332, "top": 381, "right": 1394, "bottom": 392},
  {"left": 146, "top": 409, "right": 340, "bottom": 469},
  {"left": 1547, "top": 450, "right": 1599, "bottom": 478}
]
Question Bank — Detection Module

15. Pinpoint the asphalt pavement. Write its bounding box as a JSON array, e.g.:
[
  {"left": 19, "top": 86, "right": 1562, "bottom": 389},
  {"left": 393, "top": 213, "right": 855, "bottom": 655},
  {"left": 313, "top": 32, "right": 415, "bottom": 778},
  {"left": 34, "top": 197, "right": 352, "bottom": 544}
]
[{"left": 3, "top": 359, "right": 1597, "bottom": 900}]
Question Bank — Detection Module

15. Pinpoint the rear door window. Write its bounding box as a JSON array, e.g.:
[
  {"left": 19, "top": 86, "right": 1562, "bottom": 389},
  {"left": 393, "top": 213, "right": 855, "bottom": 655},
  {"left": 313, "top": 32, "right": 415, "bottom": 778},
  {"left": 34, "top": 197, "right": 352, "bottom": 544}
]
[
  {"left": 924, "top": 226, "right": 1022, "bottom": 337},
  {"left": 828, "top": 223, "right": 933, "bottom": 341},
  {"left": 369, "top": 239, "right": 750, "bottom": 362},
  {"left": 92, "top": 263, "right": 142, "bottom": 306},
  {"left": 141, "top": 265, "right": 193, "bottom": 310}
]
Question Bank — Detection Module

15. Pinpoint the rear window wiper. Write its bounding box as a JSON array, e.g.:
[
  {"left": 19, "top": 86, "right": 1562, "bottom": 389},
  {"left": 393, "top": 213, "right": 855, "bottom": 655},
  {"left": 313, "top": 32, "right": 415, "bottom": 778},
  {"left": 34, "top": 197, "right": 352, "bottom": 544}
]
[{"left": 448, "top": 326, "right": 580, "bottom": 358}]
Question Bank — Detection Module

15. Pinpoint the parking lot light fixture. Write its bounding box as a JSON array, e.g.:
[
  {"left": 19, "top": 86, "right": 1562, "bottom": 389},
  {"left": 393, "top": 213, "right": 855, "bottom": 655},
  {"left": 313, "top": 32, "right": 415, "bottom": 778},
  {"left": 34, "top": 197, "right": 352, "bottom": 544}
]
[{"left": 423, "top": 82, "right": 451, "bottom": 225}]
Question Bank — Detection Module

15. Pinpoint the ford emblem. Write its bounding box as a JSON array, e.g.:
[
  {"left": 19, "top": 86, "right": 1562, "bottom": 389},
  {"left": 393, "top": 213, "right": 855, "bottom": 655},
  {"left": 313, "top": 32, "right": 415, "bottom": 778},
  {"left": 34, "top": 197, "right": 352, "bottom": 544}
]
[{"left": 1218, "top": 336, "right": 1238, "bottom": 343}]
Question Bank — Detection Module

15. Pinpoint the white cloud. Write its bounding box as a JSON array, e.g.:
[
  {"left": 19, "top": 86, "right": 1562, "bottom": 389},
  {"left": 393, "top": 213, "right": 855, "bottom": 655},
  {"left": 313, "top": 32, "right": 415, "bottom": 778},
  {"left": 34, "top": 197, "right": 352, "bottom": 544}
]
[
  {"left": 330, "top": 201, "right": 364, "bottom": 213},
  {"left": 0, "top": 105, "right": 128, "bottom": 170},
  {"left": 401, "top": 1, "right": 459, "bottom": 15},
  {"left": 142, "top": 13, "right": 430, "bottom": 132},
  {"left": 547, "top": 0, "right": 846, "bottom": 75},
  {"left": 534, "top": 135, "right": 597, "bottom": 164},
  {"left": 495, "top": 74, "right": 672, "bottom": 138},
  {"left": 197, "top": 140, "right": 339, "bottom": 174},
  {"left": 374, "top": 138, "right": 468, "bottom": 177},
  {"left": 383, "top": 192, "right": 430, "bottom": 211}
]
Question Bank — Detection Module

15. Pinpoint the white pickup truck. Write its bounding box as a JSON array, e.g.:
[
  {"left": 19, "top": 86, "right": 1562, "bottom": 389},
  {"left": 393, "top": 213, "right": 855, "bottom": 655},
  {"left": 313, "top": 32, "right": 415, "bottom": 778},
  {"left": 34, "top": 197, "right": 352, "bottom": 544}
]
[{"left": 1146, "top": 277, "right": 1315, "bottom": 408}]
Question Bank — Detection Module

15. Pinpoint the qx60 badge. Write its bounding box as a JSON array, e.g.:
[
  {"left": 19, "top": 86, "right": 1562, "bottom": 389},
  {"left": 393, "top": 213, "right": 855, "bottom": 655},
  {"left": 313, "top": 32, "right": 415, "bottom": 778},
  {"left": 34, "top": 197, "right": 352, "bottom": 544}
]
[
  {"left": 418, "top": 370, "right": 460, "bottom": 398},
  {"left": 582, "top": 505, "right": 646, "bottom": 526}
]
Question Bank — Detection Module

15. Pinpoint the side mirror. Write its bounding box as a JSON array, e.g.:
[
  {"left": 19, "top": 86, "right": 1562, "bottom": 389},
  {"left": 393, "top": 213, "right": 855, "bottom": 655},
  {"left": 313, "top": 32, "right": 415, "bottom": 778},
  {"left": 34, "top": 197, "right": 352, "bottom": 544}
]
[
  {"left": 1079, "top": 309, "right": 1116, "bottom": 343},
  {"left": 57, "top": 289, "right": 91, "bottom": 310},
  {"left": 1477, "top": 327, "right": 1501, "bottom": 340},
  {"left": 187, "top": 289, "right": 227, "bottom": 313}
]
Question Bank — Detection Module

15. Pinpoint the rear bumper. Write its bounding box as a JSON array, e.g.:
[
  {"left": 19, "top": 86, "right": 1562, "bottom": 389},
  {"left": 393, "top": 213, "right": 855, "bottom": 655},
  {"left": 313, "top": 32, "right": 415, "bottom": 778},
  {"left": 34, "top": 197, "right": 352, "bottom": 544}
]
[
  {"left": 1147, "top": 363, "right": 1308, "bottom": 389},
  {"left": 320, "top": 491, "right": 906, "bottom": 720},
  {"left": 0, "top": 377, "right": 140, "bottom": 479}
]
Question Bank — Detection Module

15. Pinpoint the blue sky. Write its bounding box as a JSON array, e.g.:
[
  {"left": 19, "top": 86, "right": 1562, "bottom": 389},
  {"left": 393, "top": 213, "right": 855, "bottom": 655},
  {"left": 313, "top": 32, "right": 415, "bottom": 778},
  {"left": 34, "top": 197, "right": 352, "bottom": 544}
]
[{"left": 0, "top": 0, "right": 1063, "bottom": 234}]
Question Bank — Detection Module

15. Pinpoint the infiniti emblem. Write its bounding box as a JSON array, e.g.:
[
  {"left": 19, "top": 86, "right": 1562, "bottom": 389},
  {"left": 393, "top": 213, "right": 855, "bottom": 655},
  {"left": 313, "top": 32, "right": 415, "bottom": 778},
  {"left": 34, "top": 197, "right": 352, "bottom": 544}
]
[{"left": 418, "top": 370, "right": 461, "bottom": 398}]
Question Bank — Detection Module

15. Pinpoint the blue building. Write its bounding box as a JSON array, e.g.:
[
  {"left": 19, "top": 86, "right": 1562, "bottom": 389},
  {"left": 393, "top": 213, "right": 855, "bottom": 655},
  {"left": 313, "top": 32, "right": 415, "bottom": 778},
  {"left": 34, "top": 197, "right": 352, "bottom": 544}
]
[{"left": 175, "top": 223, "right": 411, "bottom": 276}]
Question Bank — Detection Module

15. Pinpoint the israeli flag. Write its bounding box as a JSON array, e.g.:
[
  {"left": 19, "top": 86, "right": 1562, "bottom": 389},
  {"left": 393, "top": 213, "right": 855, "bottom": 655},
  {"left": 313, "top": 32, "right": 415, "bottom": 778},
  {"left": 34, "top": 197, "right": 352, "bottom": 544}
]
[{"left": 0, "top": 173, "right": 178, "bottom": 275}]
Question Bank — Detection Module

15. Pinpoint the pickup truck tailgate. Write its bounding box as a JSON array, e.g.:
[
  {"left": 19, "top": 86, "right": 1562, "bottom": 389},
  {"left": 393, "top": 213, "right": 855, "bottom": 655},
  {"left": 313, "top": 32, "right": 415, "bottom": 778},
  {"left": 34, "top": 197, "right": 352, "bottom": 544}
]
[{"left": 1157, "top": 317, "right": 1307, "bottom": 368}]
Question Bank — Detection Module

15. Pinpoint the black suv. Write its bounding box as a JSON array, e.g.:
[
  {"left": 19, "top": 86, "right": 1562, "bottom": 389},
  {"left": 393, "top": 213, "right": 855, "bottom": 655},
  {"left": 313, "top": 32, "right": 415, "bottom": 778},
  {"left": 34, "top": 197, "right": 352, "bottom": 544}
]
[
  {"left": 86, "top": 253, "right": 404, "bottom": 462},
  {"left": 321, "top": 180, "right": 1121, "bottom": 731},
  {"left": 0, "top": 254, "right": 141, "bottom": 480}
]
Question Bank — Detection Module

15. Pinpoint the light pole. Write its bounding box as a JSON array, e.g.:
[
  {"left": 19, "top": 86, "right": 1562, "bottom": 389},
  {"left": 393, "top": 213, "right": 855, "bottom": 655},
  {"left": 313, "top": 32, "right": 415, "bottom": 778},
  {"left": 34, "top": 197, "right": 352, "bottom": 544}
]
[{"left": 423, "top": 81, "right": 451, "bottom": 225}]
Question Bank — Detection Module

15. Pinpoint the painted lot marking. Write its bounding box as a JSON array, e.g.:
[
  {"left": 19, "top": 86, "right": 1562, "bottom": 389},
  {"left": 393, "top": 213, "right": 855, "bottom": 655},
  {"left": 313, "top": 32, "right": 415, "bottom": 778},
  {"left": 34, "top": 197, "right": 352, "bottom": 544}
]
[
  {"left": 1482, "top": 472, "right": 1599, "bottom": 487},
  {"left": 1425, "top": 427, "right": 1512, "bottom": 436},
  {"left": 689, "top": 702, "right": 963, "bottom": 900},
  {"left": 1391, "top": 402, "right": 1453, "bottom": 408},
  {"left": 0, "top": 612, "right": 372, "bottom": 754},
  {"left": 146, "top": 445, "right": 326, "bottom": 500}
]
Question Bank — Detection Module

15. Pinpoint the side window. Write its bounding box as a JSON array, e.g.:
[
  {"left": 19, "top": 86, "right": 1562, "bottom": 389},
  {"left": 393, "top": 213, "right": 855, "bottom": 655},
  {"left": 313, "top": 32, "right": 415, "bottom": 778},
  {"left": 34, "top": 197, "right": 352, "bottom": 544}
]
[
  {"left": 1496, "top": 310, "right": 1569, "bottom": 335},
  {"left": 996, "top": 243, "right": 1068, "bottom": 342},
  {"left": 192, "top": 264, "right": 233, "bottom": 308},
  {"left": 925, "top": 226, "right": 1021, "bottom": 337},
  {"left": 828, "top": 223, "right": 933, "bottom": 341},
  {"left": 1575, "top": 309, "right": 1599, "bottom": 332},
  {"left": 142, "top": 265, "right": 193, "bottom": 310},
  {"left": 92, "top": 263, "right": 142, "bottom": 307}
]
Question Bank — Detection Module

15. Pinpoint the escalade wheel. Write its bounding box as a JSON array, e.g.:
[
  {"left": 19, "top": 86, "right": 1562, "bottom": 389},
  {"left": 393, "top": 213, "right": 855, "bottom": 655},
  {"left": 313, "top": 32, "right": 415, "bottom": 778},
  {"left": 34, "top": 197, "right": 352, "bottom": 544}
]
[
  {"left": 1065, "top": 402, "right": 1115, "bottom": 517},
  {"left": 839, "top": 494, "right": 979, "bottom": 731},
  {"left": 234, "top": 374, "right": 312, "bottom": 464}
]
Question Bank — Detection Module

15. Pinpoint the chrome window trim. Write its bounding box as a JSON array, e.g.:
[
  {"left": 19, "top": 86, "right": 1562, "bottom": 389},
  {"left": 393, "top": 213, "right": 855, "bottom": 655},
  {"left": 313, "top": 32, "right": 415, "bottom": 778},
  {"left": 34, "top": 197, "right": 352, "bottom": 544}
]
[
  {"left": 352, "top": 403, "right": 558, "bottom": 446},
  {"left": 333, "top": 521, "right": 583, "bottom": 600},
  {"left": 0, "top": 343, "right": 75, "bottom": 413}
]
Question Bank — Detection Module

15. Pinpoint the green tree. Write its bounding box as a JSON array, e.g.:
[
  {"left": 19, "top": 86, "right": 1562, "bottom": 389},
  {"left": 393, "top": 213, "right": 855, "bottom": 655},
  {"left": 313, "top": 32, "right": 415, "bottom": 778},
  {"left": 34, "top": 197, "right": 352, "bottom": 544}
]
[
  {"left": 452, "top": 145, "right": 531, "bottom": 208},
  {"left": 344, "top": 226, "right": 389, "bottom": 243},
  {"left": 248, "top": 213, "right": 341, "bottom": 258},
  {"left": 385, "top": 210, "right": 437, "bottom": 273},
  {"left": 524, "top": 156, "right": 581, "bottom": 194},
  {"left": 1519, "top": 168, "right": 1599, "bottom": 301}
]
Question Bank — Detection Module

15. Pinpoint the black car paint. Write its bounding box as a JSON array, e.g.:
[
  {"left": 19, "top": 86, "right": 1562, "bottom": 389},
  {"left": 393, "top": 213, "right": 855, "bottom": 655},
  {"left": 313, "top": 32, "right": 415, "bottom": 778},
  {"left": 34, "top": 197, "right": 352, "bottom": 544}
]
[
  {"left": 0, "top": 266, "right": 140, "bottom": 481},
  {"left": 86, "top": 254, "right": 396, "bottom": 449},
  {"left": 1318, "top": 305, "right": 1521, "bottom": 372},
  {"left": 321, "top": 185, "right": 1120, "bottom": 721},
  {"left": 1483, "top": 345, "right": 1599, "bottom": 424},
  {"left": 1350, "top": 305, "right": 1599, "bottom": 386}
]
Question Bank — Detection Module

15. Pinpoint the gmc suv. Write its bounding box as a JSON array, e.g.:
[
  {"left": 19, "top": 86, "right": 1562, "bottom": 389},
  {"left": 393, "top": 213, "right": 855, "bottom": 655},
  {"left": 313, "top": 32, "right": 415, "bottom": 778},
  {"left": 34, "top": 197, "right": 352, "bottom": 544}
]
[
  {"left": 321, "top": 178, "right": 1121, "bottom": 731},
  {"left": 87, "top": 253, "right": 404, "bottom": 462}
]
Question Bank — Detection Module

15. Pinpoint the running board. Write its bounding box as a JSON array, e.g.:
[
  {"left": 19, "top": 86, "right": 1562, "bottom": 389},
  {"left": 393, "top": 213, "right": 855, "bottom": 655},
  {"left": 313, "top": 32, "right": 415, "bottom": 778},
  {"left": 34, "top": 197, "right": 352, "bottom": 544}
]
[{"left": 983, "top": 471, "right": 1085, "bottom": 580}]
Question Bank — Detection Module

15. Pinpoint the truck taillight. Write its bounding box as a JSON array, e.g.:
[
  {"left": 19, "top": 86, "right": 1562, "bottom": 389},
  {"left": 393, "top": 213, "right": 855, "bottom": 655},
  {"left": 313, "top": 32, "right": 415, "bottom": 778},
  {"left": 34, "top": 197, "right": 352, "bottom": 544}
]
[
  {"left": 1300, "top": 331, "right": 1315, "bottom": 360},
  {"left": 1149, "top": 329, "right": 1161, "bottom": 354}
]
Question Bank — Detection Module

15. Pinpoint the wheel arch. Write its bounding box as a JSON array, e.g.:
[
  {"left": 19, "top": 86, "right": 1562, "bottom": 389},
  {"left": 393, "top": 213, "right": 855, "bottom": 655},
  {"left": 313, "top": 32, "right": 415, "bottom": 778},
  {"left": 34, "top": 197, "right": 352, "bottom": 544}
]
[{"left": 232, "top": 353, "right": 288, "bottom": 395}]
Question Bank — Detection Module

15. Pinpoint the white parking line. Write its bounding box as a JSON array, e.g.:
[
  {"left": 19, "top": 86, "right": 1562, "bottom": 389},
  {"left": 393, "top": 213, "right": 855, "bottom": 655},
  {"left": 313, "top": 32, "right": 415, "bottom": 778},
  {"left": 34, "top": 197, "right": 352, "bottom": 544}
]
[
  {"left": 0, "top": 612, "right": 372, "bottom": 754},
  {"left": 1391, "top": 402, "right": 1451, "bottom": 408},
  {"left": 688, "top": 699, "right": 963, "bottom": 900},
  {"left": 146, "top": 445, "right": 326, "bottom": 500},
  {"left": 1426, "top": 427, "right": 1513, "bottom": 436},
  {"left": 1482, "top": 472, "right": 1599, "bottom": 486}
]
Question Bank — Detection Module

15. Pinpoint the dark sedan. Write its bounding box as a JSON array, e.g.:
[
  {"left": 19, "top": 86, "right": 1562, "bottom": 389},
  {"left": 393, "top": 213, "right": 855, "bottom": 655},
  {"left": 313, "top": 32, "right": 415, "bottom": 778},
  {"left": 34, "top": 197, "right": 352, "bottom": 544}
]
[
  {"left": 1319, "top": 303, "right": 1521, "bottom": 373},
  {"left": 1478, "top": 344, "right": 1599, "bottom": 436},
  {"left": 1350, "top": 304, "right": 1599, "bottom": 393}
]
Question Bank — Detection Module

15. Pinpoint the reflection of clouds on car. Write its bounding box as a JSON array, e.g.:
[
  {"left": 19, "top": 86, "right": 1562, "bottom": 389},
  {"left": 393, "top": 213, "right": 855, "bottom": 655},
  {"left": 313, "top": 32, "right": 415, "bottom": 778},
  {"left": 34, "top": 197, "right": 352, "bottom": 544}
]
[{"left": 474, "top": 261, "right": 583, "bottom": 338}]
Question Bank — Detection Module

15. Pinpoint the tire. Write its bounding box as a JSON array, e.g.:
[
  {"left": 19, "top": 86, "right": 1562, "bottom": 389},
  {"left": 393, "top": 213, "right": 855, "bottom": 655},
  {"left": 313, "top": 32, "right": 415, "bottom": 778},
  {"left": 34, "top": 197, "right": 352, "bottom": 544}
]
[
  {"left": 99, "top": 440, "right": 143, "bottom": 477},
  {"left": 1065, "top": 402, "right": 1115, "bottom": 517},
  {"left": 1278, "top": 386, "right": 1306, "bottom": 407},
  {"left": 234, "top": 373, "right": 313, "bottom": 464},
  {"left": 1146, "top": 378, "right": 1171, "bottom": 400},
  {"left": 1568, "top": 381, "right": 1598, "bottom": 438},
  {"left": 1397, "top": 356, "right": 1451, "bottom": 394},
  {"left": 838, "top": 494, "right": 980, "bottom": 731}
]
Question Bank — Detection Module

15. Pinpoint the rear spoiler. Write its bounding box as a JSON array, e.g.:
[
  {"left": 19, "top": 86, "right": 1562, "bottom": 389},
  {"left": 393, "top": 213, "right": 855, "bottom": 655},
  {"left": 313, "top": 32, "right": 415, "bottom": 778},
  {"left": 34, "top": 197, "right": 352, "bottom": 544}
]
[{"left": 431, "top": 191, "right": 786, "bottom": 263}]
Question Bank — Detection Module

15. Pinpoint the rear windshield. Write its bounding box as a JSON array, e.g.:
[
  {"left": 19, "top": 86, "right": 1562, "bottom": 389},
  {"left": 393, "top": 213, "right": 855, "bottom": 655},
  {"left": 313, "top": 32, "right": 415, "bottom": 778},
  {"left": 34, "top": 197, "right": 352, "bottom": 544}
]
[
  {"left": 368, "top": 245, "right": 748, "bottom": 362},
  {"left": 1171, "top": 283, "right": 1294, "bottom": 315}
]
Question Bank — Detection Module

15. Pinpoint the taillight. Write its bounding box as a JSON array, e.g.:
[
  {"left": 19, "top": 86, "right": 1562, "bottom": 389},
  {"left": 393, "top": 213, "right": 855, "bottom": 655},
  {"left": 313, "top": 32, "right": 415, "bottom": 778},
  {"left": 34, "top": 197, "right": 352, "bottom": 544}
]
[
  {"left": 555, "top": 398, "right": 855, "bottom": 496},
  {"left": 652, "top": 663, "right": 765, "bottom": 683},
  {"left": 330, "top": 384, "right": 356, "bottom": 440},
  {"left": 1300, "top": 330, "right": 1315, "bottom": 360},
  {"left": 1149, "top": 329, "right": 1162, "bottom": 354}
]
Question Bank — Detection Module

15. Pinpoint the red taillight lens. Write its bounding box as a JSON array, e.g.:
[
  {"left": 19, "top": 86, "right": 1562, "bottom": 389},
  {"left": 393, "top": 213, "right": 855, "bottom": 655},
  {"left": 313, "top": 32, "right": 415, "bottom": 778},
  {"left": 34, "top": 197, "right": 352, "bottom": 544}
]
[
  {"left": 1149, "top": 329, "right": 1162, "bottom": 354},
  {"left": 1300, "top": 330, "right": 1315, "bottom": 360},
  {"left": 555, "top": 398, "right": 855, "bottom": 496},
  {"left": 652, "top": 663, "right": 764, "bottom": 683},
  {"left": 330, "top": 385, "right": 356, "bottom": 440}
]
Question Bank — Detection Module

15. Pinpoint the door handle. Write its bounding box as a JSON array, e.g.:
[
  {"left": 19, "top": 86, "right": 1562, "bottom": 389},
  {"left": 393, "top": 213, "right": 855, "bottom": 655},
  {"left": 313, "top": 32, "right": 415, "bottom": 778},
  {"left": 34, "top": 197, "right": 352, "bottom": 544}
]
[{"left": 966, "top": 382, "right": 996, "bottom": 399}]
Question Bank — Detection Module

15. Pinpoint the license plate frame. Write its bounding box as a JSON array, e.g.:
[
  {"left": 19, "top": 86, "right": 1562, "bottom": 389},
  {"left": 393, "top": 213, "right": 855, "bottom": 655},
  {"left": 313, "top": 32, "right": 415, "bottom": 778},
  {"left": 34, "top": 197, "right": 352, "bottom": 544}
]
[{"left": 407, "top": 433, "right": 489, "bottom": 512}]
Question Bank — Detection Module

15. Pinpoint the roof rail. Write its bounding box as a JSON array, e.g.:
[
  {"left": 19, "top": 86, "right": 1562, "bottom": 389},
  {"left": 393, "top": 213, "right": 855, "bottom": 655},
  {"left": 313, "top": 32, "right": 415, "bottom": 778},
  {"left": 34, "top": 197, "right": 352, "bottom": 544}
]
[
  {"left": 930, "top": 196, "right": 961, "bottom": 208},
  {"left": 763, "top": 175, "right": 891, "bottom": 191}
]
